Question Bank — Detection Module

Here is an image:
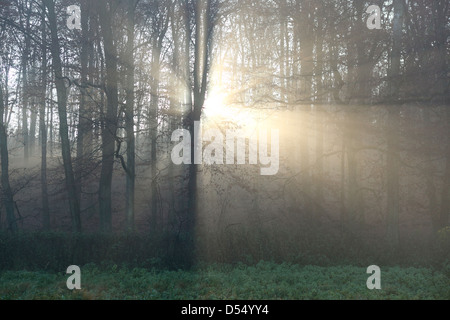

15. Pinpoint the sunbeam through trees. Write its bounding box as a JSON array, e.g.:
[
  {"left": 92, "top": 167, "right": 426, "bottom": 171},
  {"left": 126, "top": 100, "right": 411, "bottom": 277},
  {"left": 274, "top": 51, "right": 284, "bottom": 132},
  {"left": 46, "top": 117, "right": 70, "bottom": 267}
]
[{"left": 0, "top": 0, "right": 449, "bottom": 302}]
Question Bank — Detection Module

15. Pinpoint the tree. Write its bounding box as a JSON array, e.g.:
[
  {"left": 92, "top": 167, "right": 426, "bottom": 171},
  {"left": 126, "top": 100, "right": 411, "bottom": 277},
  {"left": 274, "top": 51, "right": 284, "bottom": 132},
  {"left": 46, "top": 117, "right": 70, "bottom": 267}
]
[
  {"left": 386, "top": 0, "right": 405, "bottom": 247},
  {"left": 20, "top": 0, "right": 32, "bottom": 163},
  {"left": 125, "top": 0, "right": 137, "bottom": 232},
  {"left": 40, "top": 3, "right": 50, "bottom": 230},
  {"left": 295, "top": 0, "right": 314, "bottom": 221},
  {"left": 98, "top": 0, "right": 119, "bottom": 233},
  {"left": 148, "top": 0, "right": 170, "bottom": 233},
  {"left": 182, "top": 0, "right": 218, "bottom": 265},
  {"left": 43, "top": 0, "right": 82, "bottom": 233},
  {"left": 0, "top": 84, "right": 18, "bottom": 233},
  {"left": 75, "top": 0, "right": 91, "bottom": 207}
]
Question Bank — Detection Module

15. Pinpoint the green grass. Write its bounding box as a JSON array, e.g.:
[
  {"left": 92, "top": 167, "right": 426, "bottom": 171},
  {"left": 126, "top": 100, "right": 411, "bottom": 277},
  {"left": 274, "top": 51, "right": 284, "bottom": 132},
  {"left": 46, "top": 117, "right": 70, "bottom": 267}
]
[{"left": 1, "top": 262, "right": 449, "bottom": 300}]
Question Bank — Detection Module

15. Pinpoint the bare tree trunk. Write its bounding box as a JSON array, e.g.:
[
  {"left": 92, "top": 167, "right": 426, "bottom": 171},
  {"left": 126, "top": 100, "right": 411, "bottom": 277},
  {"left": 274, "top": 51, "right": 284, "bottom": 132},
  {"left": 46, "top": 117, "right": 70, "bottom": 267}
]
[
  {"left": 279, "top": 0, "right": 287, "bottom": 103},
  {"left": 98, "top": 0, "right": 119, "bottom": 233},
  {"left": 149, "top": 34, "right": 161, "bottom": 234},
  {"left": 168, "top": 1, "right": 181, "bottom": 227},
  {"left": 386, "top": 107, "right": 400, "bottom": 246},
  {"left": 0, "top": 85, "right": 17, "bottom": 233},
  {"left": 125, "top": 0, "right": 137, "bottom": 232},
  {"left": 183, "top": 0, "right": 193, "bottom": 115},
  {"left": 386, "top": 0, "right": 404, "bottom": 247},
  {"left": 44, "top": 0, "right": 81, "bottom": 233},
  {"left": 29, "top": 110, "right": 37, "bottom": 156},
  {"left": 76, "top": 0, "right": 90, "bottom": 206},
  {"left": 297, "top": 0, "right": 313, "bottom": 219},
  {"left": 21, "top": 3, "right": 31, "bottom": 163},
  {"left": 344, "top": 110, "right": 359, "bottom": 230},
  {"left": 182, "top": 0, "right": 212, "bottom": 267},
  {"left": 314, "top": 11, "right": 325, "bottom": 215},
  {"left": 40, "top": 6, "right": 50, "bottom": 230},
  {"left": 148, "top": 2, "right": 169, "bottom": 233},
  {"left": 29, "top": 60, "right": 38, "bottom": 157}
]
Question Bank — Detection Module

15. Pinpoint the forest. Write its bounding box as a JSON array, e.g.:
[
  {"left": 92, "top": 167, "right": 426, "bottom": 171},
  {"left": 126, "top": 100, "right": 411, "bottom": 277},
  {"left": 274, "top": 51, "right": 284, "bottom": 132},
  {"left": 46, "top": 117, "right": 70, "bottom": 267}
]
[{"left": 0, "top": 0, "right": 449, "bottom": 300}]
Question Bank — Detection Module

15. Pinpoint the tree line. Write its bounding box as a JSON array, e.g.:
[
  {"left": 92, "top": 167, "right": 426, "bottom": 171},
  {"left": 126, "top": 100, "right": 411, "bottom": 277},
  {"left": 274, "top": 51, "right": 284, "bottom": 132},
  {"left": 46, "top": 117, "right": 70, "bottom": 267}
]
[{"left": 0, "top": 0, "right": 448, "bottom": 254}]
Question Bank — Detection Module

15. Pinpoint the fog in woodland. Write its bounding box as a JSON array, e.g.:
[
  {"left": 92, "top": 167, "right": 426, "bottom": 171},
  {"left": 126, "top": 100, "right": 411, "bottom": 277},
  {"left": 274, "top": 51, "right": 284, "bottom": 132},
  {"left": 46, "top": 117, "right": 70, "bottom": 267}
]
[{"left": 0, "top": 0, "right": 449, "bottom": 268}]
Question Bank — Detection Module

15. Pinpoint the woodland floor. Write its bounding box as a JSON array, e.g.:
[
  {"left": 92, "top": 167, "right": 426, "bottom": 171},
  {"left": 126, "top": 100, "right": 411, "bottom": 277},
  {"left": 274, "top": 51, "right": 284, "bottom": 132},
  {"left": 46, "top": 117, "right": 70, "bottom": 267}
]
[{"left": 1, "top": 262, "right": 449, "bottom": 300}]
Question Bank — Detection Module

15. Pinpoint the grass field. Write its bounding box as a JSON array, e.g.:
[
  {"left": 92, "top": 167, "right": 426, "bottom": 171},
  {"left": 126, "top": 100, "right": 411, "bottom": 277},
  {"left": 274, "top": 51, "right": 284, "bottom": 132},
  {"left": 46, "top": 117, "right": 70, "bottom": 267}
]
[{"left": 1, "top": 262, "right": 449, "bottom": 300}]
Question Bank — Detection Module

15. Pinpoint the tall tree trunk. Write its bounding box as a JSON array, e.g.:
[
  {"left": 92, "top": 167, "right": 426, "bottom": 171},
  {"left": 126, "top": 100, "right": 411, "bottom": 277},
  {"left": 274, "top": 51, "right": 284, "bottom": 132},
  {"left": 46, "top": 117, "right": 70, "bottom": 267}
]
[
  {"left": 49, "top": 85, "right": 54, "bottom": 156},
  {"left": 29, "top": 106, "right": 37, "bottom": 156},
  {"left": 44, "top": 0, "right": 81, "bottom": 233},
  {"left": 148, "top": 2, "right": 169, "bottom": 233},
  {"left": 183, "top": 0, "right": 193, "bottom": 116},
  {"left": 76, "top": 0, "right": 90, "bottom": 206},
  {"left": 344, "top": 110, "right": 359, "bottom": 230},
  {"left": 386, "top": 0, "right": 404, "bottom": 247},
  {"left": 21, "top": 6, "right": 31, "bottom": 163},
  {"left": 279, "top": 0, "right": 287, "bottom": 103},
  {"left": 183, "top": 0, "right": 211, "bottom": 267},
  {"left": 98, "top": 0, "right": 119, "bottom": 233},
  {"left": 40, "top": 6, "right": 50, "bottom": 230},
  {"left": 386, "top": 107, "right": 400, "bottom": 246},
  {"left": 168, "top": 1, "right": 181, "bottom": 227},
  {"left": 0, "top": 85, "right": 17, "bottom": 233},
  {"left": 125, "top": 0, "right": 136, "bottom": 232},
  {"left": 314, "top": 11, "right": 325, "bottom": 215},
  {"left": 149, "top": 34, "right": 161, "bottom": 233},
  {"left": 297, "top": 0, "right": 313, "bottom": 220}
]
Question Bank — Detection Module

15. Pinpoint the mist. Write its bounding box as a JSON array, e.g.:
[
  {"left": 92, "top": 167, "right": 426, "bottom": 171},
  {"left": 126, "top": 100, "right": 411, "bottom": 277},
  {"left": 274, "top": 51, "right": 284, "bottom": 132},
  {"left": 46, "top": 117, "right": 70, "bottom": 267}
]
[{"left": 0, "top": 0, "right": 449, "bottom": 301}]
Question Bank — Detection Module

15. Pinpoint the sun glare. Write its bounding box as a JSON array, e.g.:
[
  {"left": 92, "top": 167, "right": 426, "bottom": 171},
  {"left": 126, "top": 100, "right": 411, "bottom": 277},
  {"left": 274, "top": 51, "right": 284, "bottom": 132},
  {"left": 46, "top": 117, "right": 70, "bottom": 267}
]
[
  {"left": 204, "top": 89, "right": 260, "bottom": 132},
  {"left": 204, "top": 90, "right": 229, "bottom": 119}
]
